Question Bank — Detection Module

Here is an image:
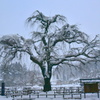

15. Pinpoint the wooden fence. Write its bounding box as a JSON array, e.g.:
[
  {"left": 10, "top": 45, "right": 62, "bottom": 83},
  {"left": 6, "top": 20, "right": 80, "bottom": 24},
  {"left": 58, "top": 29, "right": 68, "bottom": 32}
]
[{"left": 5, "top": 87, "right": 83, "bottom": 99}]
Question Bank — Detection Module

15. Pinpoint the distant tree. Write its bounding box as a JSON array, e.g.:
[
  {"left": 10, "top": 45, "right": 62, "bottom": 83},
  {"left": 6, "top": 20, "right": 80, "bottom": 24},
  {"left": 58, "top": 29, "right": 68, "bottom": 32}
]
[
  {"left": 0, "top": 10, "right": 100, "bottom": 91},
  {"left": 0, "top": 62, "right": 27, "bottom": 86},
  {"left": 0, "top": 62, "right": 43, "bottom": 86}
]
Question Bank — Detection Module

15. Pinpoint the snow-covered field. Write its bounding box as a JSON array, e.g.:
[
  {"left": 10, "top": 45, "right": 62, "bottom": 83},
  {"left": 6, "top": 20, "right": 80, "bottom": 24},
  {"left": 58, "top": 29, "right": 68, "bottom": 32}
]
[{"left": 0, "top": 94, "right": 100, "bottom": 100}]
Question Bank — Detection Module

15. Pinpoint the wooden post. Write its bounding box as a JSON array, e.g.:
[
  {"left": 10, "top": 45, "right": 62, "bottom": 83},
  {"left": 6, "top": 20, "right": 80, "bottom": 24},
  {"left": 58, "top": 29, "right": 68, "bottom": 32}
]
[
  {"left": 97, "top": 92, "right": 99, "bottom": 98},
  {"left": 63, "top": 91, "right": 65, "bottom": 98},
  {"left": 46, "top": 91, "right": 47, "bottom": 98},
  {"left": 21, "top": 94, "right": 23, "bottom": 98},
  {"left": 29, "top": 94, "right": 31, "bottom": 99},
  {"left": 54, "top": 91, "right": 56, "bottom": 98},
  {"left": 37, "top": 91, "right": 39, "bottom": 98},
  {"left": 1, "top": 82, "right": 5, "bottom": 96}
]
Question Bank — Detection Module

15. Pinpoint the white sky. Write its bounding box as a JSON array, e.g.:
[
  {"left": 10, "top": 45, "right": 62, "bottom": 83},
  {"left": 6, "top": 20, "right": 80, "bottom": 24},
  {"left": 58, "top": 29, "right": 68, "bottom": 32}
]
[{"left": 0, "top": 0, "right": 100, "bottom": 39}]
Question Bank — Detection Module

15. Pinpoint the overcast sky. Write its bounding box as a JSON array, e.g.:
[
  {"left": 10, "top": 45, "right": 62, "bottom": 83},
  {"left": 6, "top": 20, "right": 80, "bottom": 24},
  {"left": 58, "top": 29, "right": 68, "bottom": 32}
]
[{"left": 0, "top": 0, "right": 100, "bottom": 39}]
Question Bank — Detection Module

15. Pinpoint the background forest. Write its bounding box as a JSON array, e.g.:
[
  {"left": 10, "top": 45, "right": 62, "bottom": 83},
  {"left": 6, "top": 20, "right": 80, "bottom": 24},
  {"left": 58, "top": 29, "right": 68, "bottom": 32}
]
[{"left": 0, "top": 59, "right": 100, "bottom": 87}]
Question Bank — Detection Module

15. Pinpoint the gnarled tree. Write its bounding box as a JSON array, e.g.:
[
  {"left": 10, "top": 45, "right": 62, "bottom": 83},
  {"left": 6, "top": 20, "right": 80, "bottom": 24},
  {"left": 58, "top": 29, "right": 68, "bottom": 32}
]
[{"left": 0, "top": 10, "right": 100, "bottom": 91}]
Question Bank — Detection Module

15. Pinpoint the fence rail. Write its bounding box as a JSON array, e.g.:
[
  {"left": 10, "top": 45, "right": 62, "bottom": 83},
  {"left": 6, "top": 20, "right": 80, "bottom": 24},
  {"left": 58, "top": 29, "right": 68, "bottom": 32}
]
[{"left": 5, "top": 87, "right": 83, "bottom": 99}]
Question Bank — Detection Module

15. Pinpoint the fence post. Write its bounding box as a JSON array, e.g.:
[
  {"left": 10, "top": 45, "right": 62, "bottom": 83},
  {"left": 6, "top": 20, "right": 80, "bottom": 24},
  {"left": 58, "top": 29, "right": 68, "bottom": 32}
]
[
  {"left": 1, "top": 82, "right": 5, "bottom": 96},
  {"left": 46, "top": 91, "right": 47, "bottom": 98},
  {"left": 37, "top": 91, "right": 39, "bottom": 98},
  {"left": 54, "top": 91, "right": 56, "bottom": 98}
]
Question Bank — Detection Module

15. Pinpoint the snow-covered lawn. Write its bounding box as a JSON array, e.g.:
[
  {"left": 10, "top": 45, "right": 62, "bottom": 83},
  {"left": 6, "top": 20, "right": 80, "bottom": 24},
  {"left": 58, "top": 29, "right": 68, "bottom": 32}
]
[{"left": 0, "top": 93, "right": 100, "bottom": 100}]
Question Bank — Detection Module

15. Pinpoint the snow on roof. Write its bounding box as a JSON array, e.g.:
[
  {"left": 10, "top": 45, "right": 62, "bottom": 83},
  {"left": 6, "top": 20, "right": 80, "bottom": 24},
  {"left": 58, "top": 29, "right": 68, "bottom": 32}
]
[{"left": 80, "top": 78, "right": 100, "bottom": 83}]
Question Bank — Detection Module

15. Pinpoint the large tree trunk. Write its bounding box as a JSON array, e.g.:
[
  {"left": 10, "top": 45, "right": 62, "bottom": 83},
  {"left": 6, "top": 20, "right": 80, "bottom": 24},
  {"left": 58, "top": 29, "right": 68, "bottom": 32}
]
[
  {"left": 40, "top": 64, "right": 52, "bottom": 92},
  {"left": 43, "top": 78, "right": 51, "bottom": 92}
]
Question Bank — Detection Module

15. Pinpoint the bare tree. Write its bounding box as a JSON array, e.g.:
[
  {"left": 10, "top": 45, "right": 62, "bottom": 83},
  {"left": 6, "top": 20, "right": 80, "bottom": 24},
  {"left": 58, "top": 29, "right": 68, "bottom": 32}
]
[
  {"left": 0, "top": 10, "right": 100, "bottom": 91},
  {"left": 0, "top": 62, "right": 27, "bottom": 86}
]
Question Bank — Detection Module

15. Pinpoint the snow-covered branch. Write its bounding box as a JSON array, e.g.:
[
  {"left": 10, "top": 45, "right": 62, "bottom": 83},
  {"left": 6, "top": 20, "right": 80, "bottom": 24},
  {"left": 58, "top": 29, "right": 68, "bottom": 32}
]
[{"left": 52, "top": 24, "right": 88, "bottom": 47}]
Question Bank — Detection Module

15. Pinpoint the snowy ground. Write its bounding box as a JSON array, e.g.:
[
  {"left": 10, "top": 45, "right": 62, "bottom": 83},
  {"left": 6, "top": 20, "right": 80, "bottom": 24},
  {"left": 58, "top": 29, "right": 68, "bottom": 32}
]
[{"left": 0, "top": 93, "right": 100, "bottom": 100}]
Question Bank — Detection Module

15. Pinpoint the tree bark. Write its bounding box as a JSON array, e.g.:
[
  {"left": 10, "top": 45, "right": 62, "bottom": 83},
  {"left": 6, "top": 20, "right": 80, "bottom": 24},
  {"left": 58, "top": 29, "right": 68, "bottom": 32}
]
[{"left": 43, "top": 78, "right": 51, "bottom": 92}]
